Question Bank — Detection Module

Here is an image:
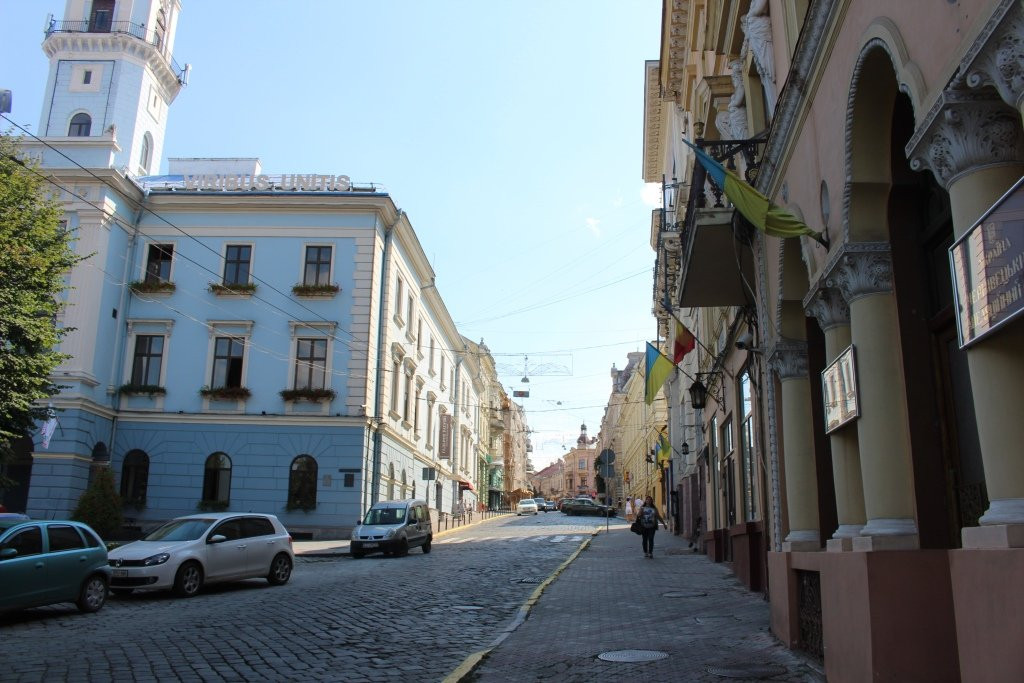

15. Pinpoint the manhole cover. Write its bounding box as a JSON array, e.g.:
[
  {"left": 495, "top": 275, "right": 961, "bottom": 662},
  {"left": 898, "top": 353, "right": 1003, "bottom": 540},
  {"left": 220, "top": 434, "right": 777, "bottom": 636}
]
[
  {"left": 662, "top": 591, "right": 708, "bottom": 598},
  {"left": 706, "top": 664, "right": 789, "bottom": 678},
  {"left": 451, "top": 605, "right": 483, "bottom": 611},
  {"left": 598, "top": 650, "right": 668, "bottom": 663}
]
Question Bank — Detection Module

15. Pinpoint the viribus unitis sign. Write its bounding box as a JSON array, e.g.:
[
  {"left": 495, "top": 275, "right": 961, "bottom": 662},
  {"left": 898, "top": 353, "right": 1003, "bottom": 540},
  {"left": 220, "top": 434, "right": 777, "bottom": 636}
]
[{"left": 182, "top": 173, "right": 352, "bottom": 192}]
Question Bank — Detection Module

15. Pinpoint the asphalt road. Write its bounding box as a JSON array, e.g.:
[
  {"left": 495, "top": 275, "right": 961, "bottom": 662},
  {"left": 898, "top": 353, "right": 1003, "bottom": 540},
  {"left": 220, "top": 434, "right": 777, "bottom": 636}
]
[{"left": 0, "top": 513, "right": 623, "bottom": 682}]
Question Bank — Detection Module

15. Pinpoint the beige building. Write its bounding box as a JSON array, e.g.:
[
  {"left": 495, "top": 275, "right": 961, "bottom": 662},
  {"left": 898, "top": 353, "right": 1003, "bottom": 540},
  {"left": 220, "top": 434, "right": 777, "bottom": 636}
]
[
  {"left": 560, "top": 425, "right": 599, "bottom": 500},
  {"left": 645, "top": 0, "right": 1024, "bottom": 679},
  {"left": 529, "top": 460, "right": 564, "bottom": 500}
]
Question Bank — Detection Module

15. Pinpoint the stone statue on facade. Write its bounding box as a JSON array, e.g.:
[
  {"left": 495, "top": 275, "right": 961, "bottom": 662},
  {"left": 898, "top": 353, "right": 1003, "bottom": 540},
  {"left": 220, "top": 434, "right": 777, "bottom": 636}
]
[{"left": 741, "top": 0, "right": 777, "bottom": 113}]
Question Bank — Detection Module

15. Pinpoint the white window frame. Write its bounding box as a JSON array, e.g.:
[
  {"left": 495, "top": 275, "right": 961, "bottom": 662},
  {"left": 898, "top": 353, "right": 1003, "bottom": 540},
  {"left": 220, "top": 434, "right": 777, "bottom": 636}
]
[{"left": 286, "top": 321, "right": 336, "bottom": 390}]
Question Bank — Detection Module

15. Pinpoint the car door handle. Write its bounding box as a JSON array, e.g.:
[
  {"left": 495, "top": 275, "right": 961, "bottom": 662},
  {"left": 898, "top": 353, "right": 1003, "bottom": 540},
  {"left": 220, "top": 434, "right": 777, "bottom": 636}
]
[
  {"left": 237, "top": 544, "right": 247, "bottom": 550},
  {"left": 34, "top": 562, "right": 44, "bottom": 569}
]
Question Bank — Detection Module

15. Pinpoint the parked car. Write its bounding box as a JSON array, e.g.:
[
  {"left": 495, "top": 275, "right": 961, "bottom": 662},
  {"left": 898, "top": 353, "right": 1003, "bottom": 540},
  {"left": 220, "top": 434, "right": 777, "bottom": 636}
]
[
  {"left": 106, "top": 513, "right": 294, "bottom": 598},
  {"left": 533, "top": 497, "right": 548, "bottom": 512},
  {"left": 516, "top": 499, "right": 539, "bottom": 515},
  {"left": 543, "top": 500, "right": 558, "bottom": 512},
  {"left": 0, "top": 519, "right": 110, "bottom": 614},
  {"left": 350, "top": 499, "right": 432, "bottom": 558},
  {"left": 558, "top": 498, "right": 575, "bottom": 512},
  {"left": 561, "top": 498, "right": 616, "bottom": 517}
]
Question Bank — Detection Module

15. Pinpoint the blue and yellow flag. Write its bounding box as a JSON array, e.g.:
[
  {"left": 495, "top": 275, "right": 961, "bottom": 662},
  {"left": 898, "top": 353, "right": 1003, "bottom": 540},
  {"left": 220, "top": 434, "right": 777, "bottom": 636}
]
[
  {"left": 683, "top": 140, "right": 828, "bottom": 248},
  {"left": 656, "top": 430, "right": 670, "bottom": 464},
  {"left": 644, "top": 343, "right": 673, "bottom": 405}
]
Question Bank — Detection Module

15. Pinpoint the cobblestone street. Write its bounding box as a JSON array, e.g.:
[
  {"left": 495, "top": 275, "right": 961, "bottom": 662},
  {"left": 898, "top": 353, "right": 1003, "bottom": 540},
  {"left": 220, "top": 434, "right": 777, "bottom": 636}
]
[{"left": 0, "top": 516, "right": 607, "bottom": 682}]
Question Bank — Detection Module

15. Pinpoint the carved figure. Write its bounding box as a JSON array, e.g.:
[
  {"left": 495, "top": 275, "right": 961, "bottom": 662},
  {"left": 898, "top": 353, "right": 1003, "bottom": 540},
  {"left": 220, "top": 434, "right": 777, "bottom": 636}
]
[{"left": 741, "top": 0, "right": 777, "bottom": 111}]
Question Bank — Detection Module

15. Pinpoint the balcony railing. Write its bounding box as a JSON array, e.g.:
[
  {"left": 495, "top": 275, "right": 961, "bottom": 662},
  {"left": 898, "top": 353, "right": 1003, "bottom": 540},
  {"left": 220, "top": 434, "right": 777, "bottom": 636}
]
[{"left": 46, "top": 18, "right": 188, "bottom": 83}]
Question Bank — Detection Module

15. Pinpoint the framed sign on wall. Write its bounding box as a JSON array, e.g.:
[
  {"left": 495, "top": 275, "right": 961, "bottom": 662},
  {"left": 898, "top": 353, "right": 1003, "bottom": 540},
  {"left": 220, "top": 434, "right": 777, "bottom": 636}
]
[{"left": 822, "top": 344, "right": 859, "bottom": 434}]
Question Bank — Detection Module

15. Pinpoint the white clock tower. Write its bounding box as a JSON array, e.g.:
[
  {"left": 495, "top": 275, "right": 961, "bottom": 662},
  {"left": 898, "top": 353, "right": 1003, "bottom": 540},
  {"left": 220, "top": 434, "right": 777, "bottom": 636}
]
[{"left": 38, "top": 0, "right": 187, "bottom": 176}]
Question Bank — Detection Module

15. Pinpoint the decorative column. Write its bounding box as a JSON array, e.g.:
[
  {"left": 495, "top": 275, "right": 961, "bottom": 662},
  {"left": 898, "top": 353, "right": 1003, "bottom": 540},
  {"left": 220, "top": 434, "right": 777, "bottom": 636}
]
[
  {"left": 827, "top": 245, "right": 919, "bottom": 550},
  {"left": 806, "top": 287, "right": 866, "bottom": 550},
  {"left": 908, "top": 52, "right": 1024, "bottom": 546},
  {"left": 770, "top": 339, "right": 820, "bottom": 551}
]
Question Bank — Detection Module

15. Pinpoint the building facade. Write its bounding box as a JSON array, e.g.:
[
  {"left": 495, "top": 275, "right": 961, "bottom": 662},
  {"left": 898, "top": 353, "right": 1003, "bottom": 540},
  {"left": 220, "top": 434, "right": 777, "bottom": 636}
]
[
  {"left": 646, "top": 0, "right": 1024, "bottom": 679},
  {"left": 6, "top": 0, "right": 499, "bottom": 539}
]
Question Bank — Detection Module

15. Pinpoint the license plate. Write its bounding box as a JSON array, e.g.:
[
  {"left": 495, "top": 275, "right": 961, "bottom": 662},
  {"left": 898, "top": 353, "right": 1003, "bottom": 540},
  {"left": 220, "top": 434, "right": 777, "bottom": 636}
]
[
  {"left": 362, "top": 542, "right": 378, "bottom": 548},
  {"left": 113, "top": 569, "right": 128, "bottom": 577}
]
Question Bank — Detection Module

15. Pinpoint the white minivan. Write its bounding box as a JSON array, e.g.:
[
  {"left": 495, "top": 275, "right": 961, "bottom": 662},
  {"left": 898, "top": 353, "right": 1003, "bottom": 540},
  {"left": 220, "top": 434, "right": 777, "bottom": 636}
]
[{"left": 350, "top": 499, "right": 432, "bottom": 558}]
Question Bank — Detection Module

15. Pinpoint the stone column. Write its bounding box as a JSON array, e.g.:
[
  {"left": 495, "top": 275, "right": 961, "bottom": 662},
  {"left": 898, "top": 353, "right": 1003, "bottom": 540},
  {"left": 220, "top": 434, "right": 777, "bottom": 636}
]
[
  {"left": 771, "top": 340, "right": 820, "bottom": 551},
  {"left": 827, "top": 246, "right": 919, "bottom": 550},
  {"left": 908, "top": 73, "right": 1024, "bottom": 547},
  {"left": 806, "top": 287, "right": 866, "bottom": 550}
]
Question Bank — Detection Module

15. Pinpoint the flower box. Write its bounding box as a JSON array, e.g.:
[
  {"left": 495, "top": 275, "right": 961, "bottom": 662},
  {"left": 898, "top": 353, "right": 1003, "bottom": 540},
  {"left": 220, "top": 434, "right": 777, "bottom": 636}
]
[
  {"left": 129, "top": 280, "right": 176, "bottom": 293},
  {"left": 118, "top": 384, "right": 166, "bottom": 396},
  {"left": 209, "top": 282, "right": 258, "bottom": 295},
  {"left": 280, "top": 387, "right": 336, "bottom": 402},
  {"left": 199, "top": 386, "right": 251, "bottom": 400},
  {"left": 291, "top": 283, "right": 340, "bottom": 297}
]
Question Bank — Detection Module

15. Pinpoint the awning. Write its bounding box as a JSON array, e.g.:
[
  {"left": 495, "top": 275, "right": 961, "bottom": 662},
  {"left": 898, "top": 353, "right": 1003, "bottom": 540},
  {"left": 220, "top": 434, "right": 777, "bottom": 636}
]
[{"left": 458, "top": 479, "right": 476, "bottom": 493}]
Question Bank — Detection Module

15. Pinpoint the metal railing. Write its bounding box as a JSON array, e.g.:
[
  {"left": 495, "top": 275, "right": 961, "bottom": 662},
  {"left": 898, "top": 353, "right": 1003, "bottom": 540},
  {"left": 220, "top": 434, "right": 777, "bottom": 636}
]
[
  {"left": 433, "top": 507, "right": 510, "bottom": 532},
  {"left": 46, "top": 18, "right": 188, "bottom": 83}
]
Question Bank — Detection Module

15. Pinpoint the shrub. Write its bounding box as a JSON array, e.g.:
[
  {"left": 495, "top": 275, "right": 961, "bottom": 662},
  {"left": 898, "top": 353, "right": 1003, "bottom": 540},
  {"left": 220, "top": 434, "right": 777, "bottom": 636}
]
[{"left": 72, "top": 467, "right": 123, "bottom": 537}]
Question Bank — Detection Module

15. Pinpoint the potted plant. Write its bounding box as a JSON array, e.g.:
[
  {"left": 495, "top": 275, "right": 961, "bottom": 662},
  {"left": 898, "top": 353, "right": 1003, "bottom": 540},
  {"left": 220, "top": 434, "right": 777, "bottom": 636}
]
[
  {"left": 279, "top": 387, "right": 336, "bottom": 402},
  {"left": 199, "top": 385, "right": 252, "bottom": 400},
  {"left": 291, "top": 283, "right": 340, "bottom": 296},
  {"left": 118, "top": 383, "right": 166, "bottom": 396},
  {"left": 209, "top": 282, "right": 258, "bottom": 294},
  {"left": 129, "top": 279, "right": 176, "bottom": 293}
]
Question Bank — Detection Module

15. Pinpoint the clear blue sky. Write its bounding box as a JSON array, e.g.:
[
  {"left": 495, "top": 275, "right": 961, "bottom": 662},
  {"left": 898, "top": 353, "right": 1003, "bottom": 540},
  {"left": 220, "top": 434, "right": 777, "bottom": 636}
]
[{"left": 1, "top": 0, "right": 662, "bottom": 471}]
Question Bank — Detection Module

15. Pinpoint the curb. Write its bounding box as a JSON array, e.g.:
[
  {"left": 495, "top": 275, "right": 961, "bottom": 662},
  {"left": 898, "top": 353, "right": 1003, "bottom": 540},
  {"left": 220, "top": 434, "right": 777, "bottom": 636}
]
[{"left": 441, "top": 529, "right": 601, "bottom": 683}]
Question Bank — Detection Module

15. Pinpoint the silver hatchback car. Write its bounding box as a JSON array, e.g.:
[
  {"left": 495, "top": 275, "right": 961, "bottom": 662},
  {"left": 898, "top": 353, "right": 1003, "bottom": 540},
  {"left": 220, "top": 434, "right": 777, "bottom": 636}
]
[
  {"left": 350, "top": 499, "right": 432, "bottom": 558},
  {"left": 107, "top": 513, "right": 294, "bottom": 597}
]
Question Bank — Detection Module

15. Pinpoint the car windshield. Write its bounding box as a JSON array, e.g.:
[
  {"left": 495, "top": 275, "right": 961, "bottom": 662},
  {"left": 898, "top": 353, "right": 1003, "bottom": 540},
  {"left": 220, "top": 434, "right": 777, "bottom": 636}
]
[
  {"left": 142, "top": 518, "right": 215, "bottom": 542},
  {"left": 363, "top": 507, "right": 406, "bottom": 525}
]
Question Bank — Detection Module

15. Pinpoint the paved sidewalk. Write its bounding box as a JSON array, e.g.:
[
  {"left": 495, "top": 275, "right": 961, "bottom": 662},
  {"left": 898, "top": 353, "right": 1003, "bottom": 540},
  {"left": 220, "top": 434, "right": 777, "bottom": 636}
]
[
  {"left": 292, "top": 512, "right": 511, "bottom": 557},
  {"left": 451, "top": 526, "right": 825, "bottom": 682}
]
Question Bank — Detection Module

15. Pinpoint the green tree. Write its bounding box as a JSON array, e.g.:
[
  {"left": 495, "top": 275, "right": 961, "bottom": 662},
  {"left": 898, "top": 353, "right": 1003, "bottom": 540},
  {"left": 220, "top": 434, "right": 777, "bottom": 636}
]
[
  {"left": 0, "top": 134, "right": 78, "bottom": 484},
  {"left": 72, "top": 467, "right": 123, "bottom": 537}
]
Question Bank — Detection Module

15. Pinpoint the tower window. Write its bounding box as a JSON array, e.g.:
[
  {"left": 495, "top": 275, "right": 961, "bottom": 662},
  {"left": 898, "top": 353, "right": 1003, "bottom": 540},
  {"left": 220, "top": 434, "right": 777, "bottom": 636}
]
[
  {"left": 83, "top": 70, "right": 92, "bottom": 85},
  {"left": 138, "top": 133, "right": 152, "bottom": 175},
  {"left": 68, "top": 113, "right": 91, "bottom": 137}
]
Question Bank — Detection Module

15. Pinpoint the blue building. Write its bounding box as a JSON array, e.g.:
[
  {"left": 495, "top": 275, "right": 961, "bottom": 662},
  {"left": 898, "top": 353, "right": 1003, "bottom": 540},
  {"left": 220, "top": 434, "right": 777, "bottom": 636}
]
[{"left": 8, "top": 0, "right": 489, "bottom": 538}]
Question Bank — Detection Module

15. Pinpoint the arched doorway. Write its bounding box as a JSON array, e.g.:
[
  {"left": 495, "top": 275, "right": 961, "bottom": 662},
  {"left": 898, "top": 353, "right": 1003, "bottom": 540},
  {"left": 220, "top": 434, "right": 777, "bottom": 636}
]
[{"left": 1, "top": 435, "right": 34, "bottom": 513}]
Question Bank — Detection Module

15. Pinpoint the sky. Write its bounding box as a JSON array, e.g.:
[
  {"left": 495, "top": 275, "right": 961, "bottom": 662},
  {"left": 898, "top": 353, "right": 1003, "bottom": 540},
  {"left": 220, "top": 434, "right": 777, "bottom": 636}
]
[{"left": 1, "top": 0, "right": 663, "bottom": 471}]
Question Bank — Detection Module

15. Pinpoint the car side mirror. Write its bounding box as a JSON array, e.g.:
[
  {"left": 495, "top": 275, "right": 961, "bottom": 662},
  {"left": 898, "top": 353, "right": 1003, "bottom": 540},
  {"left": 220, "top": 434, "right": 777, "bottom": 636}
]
[
  {"left": 207, "top": 534, "right": 227, "bottom": 544},
  {"left": 0, "top": 547, "right": 17, "bottom": 560}
]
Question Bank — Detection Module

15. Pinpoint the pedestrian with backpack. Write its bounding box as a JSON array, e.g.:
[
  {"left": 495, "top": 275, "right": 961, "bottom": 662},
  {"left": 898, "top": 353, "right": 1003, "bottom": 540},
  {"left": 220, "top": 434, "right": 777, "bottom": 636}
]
[{"left": 638, "top": 495, "right": 667, "bottom": 558}]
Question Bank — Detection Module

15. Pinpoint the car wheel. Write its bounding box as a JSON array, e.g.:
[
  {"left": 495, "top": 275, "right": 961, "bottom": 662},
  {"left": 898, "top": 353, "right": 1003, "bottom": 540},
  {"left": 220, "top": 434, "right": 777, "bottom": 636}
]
[
  {"left": 110, "top": 588, "right": 134, "bottom": 597},
  {"left": 422, "top": 536, "right": 432, "bottom": 554},
  {"left": 351, "top": 550, "right": 364, "bottom": 559},
  {"left": 267, "top": 553, "right": 293, "bottom": 585},
  {"left": 173, "top": 561, "right": 203, "bottom": 598},
  {"left": 396, "top": 538, "right": 409, "bottom": 557},
  {"left": 76, "top": 574, "right": 108, "bottom": 613}
]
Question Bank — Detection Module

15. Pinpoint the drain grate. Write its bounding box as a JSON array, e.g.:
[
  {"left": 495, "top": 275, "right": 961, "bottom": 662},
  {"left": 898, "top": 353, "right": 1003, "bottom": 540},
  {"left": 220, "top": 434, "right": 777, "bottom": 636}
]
[
  {"left": 662, "top": 591, "right": 708, "bottom": 598},
  {"left": 706, "top": 664, "right": 789, "bottom": 679},
  {"left": 598, "top": 650, "right": 668, "bottom": 663}
]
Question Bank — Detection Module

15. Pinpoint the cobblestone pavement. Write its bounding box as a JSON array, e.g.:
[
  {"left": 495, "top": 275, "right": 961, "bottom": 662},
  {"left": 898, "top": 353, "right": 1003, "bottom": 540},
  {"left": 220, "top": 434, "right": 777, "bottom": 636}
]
[
  {"left": 0, "top": 514, "right": 608, "bottom": 682},
  {"left": 459, "top": 525, "right": 825, "bottom": 683}
]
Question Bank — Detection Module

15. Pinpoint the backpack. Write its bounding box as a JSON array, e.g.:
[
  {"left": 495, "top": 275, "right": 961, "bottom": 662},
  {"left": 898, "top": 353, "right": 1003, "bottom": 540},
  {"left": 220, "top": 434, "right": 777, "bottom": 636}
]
[{"left": 640, "top": 506, "right": 656, "bottom": 529}]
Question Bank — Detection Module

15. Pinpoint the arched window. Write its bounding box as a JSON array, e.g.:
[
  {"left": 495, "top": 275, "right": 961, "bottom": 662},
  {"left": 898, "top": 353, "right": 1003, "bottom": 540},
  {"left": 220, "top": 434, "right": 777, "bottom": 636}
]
[
  {"left": 387, "top": 463, "right": 395, "bottom": 501},
  {"left": 120, "top": 449, "right": 149, "bottom": 507},
  {"left": 288, "top": 455, "right": 317, "bottom": 511},
  {"left": 202, "top": 452, "right": 231, "bottom": 505},
  {"left": 401, "top": 470, "right": 408, "bottom": 499},
  {"left": 138, "top": 133, "right": 152, "bottom": 175},
  {"left": 68, "top": 112, "right": 91, "bottom": 137}
]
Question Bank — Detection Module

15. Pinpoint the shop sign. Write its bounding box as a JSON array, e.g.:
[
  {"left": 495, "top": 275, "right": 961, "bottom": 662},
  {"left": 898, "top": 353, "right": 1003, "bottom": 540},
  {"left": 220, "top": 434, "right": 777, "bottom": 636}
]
[
  {"left": 950, "top": 176, "right": 1024, "bottom": 348},
  {"left": 822, "top": 344, "right": 859, "bottom": 434},
  {"left": 438, "top": 413, "right": 452, "bottom": 459}
]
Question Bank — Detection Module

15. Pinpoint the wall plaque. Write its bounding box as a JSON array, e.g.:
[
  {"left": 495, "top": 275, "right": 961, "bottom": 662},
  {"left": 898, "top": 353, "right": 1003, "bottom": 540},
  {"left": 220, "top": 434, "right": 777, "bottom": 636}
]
[
  {"left": 950, "top": 175, "right": 1024, "bottom": 348},
  {"left": 822, "top": 344, "right": 859, "bottom": 434}
]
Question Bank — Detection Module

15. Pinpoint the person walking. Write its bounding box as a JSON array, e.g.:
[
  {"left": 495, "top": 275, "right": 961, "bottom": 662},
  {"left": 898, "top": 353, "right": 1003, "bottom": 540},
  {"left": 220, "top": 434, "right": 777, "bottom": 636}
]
[
  {"left": 624, "top": 497, "right": 634, "bottom": 522},
  {"left": 637, "top": 495, "right": 667, "bottom": 558}
]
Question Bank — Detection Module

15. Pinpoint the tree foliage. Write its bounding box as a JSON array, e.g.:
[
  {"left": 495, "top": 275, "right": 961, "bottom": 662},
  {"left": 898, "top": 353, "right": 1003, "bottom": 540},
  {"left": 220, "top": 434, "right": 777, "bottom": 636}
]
[
  {"left": 0, "top": 134, "right": 78, "bottom": 471},
  {"left": 72, "top": 467, "right": 123, "bottom": 538}
]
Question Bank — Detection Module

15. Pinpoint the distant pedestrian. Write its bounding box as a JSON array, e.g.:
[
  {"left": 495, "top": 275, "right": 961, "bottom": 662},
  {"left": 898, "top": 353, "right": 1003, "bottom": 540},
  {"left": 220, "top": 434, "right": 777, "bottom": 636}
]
[
  {"left": 634, "top": 497, "right": 644, "bottom": 516},
  {"left": 624, "top": 497, "right": 634, "bottom": 522},
  {"left": 637, "top": 495, "right": 667, "bottom": 558}
]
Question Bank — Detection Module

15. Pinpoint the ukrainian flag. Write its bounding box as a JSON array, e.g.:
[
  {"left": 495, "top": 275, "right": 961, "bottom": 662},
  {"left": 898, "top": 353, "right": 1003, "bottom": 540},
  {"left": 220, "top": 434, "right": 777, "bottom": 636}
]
[
  {"left": 644, "top": 343, "right": 673, "bottom": 405},
  {"left": 684, "top": 140, "right": 828, "bottom": 247}
]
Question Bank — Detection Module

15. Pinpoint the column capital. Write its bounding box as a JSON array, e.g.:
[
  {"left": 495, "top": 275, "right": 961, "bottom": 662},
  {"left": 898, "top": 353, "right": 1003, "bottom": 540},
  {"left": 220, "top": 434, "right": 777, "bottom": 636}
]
[
  {"left": 906, "top": 89, "right": 1024, "bottom": 189},
  {"left": 769, "top": 339, "right": 808, "bottom": 381},
  {"left": 823, "top": 243, "right": 893, "bottom": 303},
  {"left": 804, "top": 286, "right": 850, "bottom": 331},
  {"left": 962, "top": 0, "right": 1024, "bottom": 111}
]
